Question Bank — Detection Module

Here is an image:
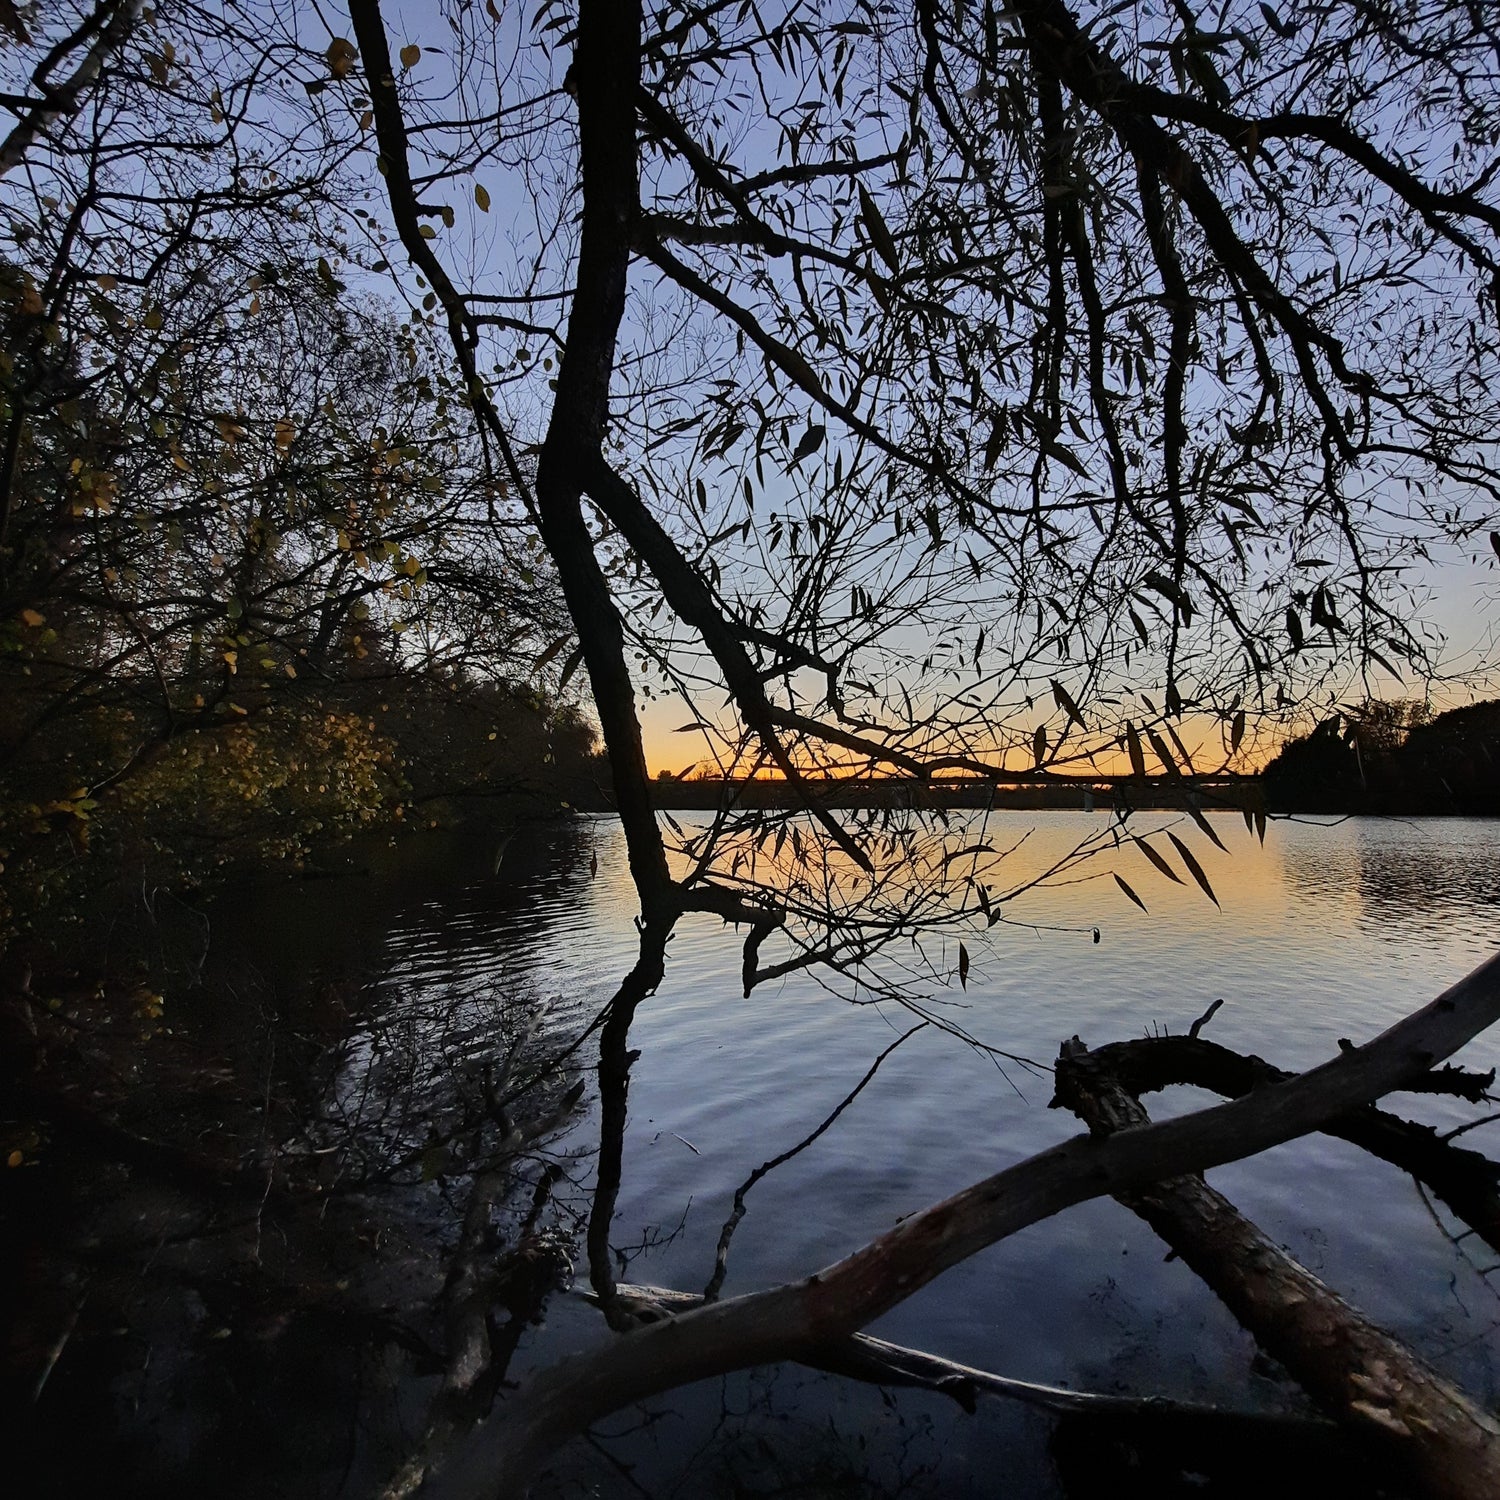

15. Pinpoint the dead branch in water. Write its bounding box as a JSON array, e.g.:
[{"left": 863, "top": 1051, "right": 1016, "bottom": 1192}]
[
  {"left": 1051, "top": 1037, "right": 1500, "bottom": 1500},
  {"left": 424, "top": 948, "right": 1500, "bottom": 1497}
]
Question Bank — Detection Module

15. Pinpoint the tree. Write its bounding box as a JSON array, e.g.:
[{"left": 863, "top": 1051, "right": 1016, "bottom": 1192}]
[
  {"left": 0, "top": 11, "right": 593, "bottom": 932},
  {"left": 317, "top": 0, "right": 1499, "bottom": 954},
  {"left": 7, "top": 0, "right": 1500, "bottom": 1493}
]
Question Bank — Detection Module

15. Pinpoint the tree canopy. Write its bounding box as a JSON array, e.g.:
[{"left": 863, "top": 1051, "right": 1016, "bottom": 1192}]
[{"left": 324, "top": 0, "right": 1500, "bottom": 965}]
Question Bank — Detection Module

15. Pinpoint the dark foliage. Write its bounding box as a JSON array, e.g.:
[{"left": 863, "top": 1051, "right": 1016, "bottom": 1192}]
[{"left": 1263, "top": 700, "right": 1500, "bottom": 815}]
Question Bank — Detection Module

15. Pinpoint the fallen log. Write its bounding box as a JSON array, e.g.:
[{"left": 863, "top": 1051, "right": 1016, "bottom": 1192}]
[
  {"left": 1083, "top": 1033, "right": 1500, "bottom": 1256},
  {"left": 425, "top": 947, "right": 1500, "bottom": 1497},
  {"left": 1052, "top": 1037, "right": 1500, "bottom": 1500},
  {"left": 601, "top": 1280, "right": 1348, "bottom": 1431}
]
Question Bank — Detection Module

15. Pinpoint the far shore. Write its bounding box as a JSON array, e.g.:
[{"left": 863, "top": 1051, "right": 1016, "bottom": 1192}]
[{"left": 648, "top": 776, "right": 1263, "bottom": 814}]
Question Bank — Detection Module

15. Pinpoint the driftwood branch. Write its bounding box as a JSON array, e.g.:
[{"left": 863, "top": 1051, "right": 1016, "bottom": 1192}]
[
  {"left": 1052, "top": 1038, "right": 1500, "bottom": 1500},
  {"left": 599, "top": 1281, "right": 1343, "bottom": 1439},
  {"left": 426, "top": 948, "right": 1500, "bottom": 1496},
  {"left": 1083, "top": 1033, "right": 1500, "bottom": 1256}
]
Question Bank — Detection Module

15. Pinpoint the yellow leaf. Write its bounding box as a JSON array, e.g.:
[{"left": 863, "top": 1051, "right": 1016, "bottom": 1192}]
[
  {"left": 400, "top": 42, "right": 421, "bottom": 69},
  {"left": 474, "top": 182, "right": 490, "bottom": 212},
  {"left": 6, "top": 1150, "right": 21, "bottom": 1168},
  {"left": 19, "top": 607, "right": 44, "bottom": 627},
  {"left": 326, "top": 37, "right": 358, "bottom": 79},
  {"left": 419, "top": 224, "right": 436, "bottom": 239}
]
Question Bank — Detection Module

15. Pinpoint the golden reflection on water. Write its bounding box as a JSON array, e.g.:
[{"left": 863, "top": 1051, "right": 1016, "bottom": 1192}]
[{"left": 648, "top": 807, "right": 1500, "bottom": 940}]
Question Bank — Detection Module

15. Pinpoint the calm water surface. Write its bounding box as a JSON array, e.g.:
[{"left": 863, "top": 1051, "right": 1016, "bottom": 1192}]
[{"left": 239, "top": 813, "right": 1500, "bottom": 1496}]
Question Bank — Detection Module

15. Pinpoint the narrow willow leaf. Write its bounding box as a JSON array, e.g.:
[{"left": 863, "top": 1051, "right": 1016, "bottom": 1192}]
[
  {"left": 557, "top": 644, "right": 585, "bottom": 694},
  {"left": 1187, "top": 803, "right": 1228, "bottom": 852},
  {"left": 1147, "top": 728, "right": 1179, "bottom": 778},
  {"left": 858, "top": 184, "right": 900, "bottom": 273},
  {"left": 532, "top": 633, "right": 570, "bottom": 672},
  {"left": 941, "top": 842, "right": 995, "bottom": 867},
  {"left": 958, "top": 942, "right": 970, "bottom": 990},
  {"left": 1114, "top": 873, "right": 1148, "bottom": 912},
  {"left": 1041, "top": 439, "right": 1090, "bottom": 478},
  {"left": 1167, "top": 832, "right": 1220, "bottom": 907},
  {"left": 1134, "top": 835, "right": 1184, "bottom": 884},
  {"left": 1166, "top": 724, "right": 1196, "bottom": 774},
  {"left": 1125, "top": 721, "right": 1146, "bottom": 780},
  {"left": 1051, "top": 678, "right": 1086, "bottom": 729}
]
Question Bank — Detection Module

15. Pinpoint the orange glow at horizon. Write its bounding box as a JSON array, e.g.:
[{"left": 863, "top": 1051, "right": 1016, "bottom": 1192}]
[
  {"left": 638, "top": 698, "right": 1279, "bottom": 781},
  {"left": 635, "top": 683, "right": 1500, "bottom": 780}
]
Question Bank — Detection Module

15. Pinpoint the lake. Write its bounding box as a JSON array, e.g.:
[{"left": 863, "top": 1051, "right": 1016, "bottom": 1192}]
[
  {"left": 248, "top": 809, "right": 1500, "bottom": 1497},
  {"left": 52, "top": 816, "right": 1494, "bottom": 1494}
]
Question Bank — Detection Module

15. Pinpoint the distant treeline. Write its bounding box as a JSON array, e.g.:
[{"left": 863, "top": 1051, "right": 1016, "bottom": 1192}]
[
  {"left": 1262, "top": 699, "right": 1500, "bottom": 815},
  {"left": 650, "top": 775, "right": 1262, "bottom": 814}
]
